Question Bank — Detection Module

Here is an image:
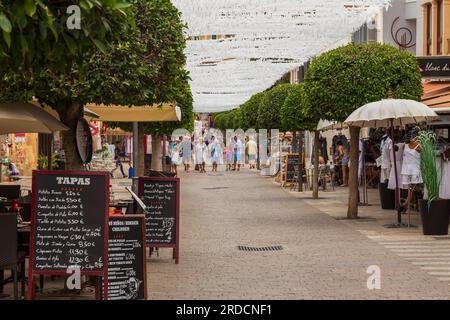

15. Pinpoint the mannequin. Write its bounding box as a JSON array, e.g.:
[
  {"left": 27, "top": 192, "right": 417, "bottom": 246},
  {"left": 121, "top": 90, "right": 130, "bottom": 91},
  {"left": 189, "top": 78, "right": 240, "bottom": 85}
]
[{"left": 380, "top": 132, "right": 392, "bottom": 183}]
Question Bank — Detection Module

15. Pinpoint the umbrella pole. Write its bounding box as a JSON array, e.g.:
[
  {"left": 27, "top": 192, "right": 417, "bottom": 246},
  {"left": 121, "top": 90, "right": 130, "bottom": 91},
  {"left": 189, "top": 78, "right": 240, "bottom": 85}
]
[
  {"left": 47, "top": 134, "right": 53, "bottom": 170},
  {"left": 390, "top": 122, "right": 401, "bottom": 225}
]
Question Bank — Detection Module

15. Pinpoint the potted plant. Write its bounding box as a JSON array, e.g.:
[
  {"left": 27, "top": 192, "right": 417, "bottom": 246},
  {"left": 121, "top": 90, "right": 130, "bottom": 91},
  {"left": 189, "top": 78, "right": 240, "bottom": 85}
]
[{"left": 417, "top": 130, "right": 449, "bottom": 235}]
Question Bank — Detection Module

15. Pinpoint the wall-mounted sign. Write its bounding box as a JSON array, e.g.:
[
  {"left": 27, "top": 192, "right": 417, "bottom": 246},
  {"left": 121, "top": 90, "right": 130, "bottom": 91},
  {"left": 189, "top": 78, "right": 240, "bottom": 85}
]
[
  {"left": 76, "top": 118, "right": 93, "bottom": 164},
  {"left": 418, "top": 56, "right": 450, "bottom": 79}
]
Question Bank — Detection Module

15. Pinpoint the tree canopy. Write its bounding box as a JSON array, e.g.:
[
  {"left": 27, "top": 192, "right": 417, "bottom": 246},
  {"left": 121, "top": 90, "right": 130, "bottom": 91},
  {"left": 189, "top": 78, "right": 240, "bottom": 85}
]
[
  {"left": 240, "top": 92, "right": 265, "bottom": 130},
  {"left": 303, "top": 43, "right": 423, "bottom": 122},
  {"left": 0, "top": 0, "right": 191, "bottom": 169},
  {"left": 0, "top": 0, "right": 133, "bottom": 74},
  {"left": 280, "top": 83, "right": 318, "bottom": 132},
  {"left": 257, "top": 83, "right": 294, "bottom": 130}
]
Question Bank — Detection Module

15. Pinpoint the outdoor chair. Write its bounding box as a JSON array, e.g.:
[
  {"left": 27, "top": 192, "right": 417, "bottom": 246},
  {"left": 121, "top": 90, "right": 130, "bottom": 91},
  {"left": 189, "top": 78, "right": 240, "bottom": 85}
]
[
  {"left": 0, "top": 185, "right": 21, "bottom": 200},
  {"left": 0, "top": 213, "right": 26, "bottom": 299}
]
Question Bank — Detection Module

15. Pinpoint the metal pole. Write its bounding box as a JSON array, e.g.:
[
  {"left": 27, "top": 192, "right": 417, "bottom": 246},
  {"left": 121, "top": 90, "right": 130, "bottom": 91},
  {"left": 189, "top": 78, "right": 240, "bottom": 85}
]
[
  {"left": 47, "top": 134, "right": 53, "bottom": 170},
  {"left": 132, "top": 122, "right": 139, "bottom": 193},
  {"left": 390, "top": 121, "right": 401, "bottom": 225},
  {"left": 298, "top": 131, "right": 303, "bottom": 192}
]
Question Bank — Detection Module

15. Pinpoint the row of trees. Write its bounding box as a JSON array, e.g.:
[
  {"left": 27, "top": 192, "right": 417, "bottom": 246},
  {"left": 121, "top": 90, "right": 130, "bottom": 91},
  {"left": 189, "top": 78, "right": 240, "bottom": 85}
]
[
  {"left": 212, "top": 42, "right": 423, "bottom": 218},
  {"left": 0, "top": 0, "right": 193, "bottom": 172}
]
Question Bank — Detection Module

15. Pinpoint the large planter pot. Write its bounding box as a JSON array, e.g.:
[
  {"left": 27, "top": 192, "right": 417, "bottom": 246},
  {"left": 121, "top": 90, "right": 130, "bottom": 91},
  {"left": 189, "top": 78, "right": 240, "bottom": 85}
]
[
  {"left": 379, "top": 182, "right": 395, "bottom": 210},
  {"left": 419, "top": 199, "right": 450, "bottom": 236}
]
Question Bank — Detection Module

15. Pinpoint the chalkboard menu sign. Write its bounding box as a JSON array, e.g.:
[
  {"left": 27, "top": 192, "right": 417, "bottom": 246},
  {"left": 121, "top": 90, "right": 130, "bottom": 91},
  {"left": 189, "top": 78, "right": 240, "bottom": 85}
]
[
  {"left": 101, "top": 215, "right": 147, "bottom": 300},
  {"left": 28, "top": 171, "right": 109, "bottom": 299},
  {"left": 138, "top": 177, "right": 180, "bottom": 264},
  {"left": 285, "top": 153, "right": 300, "bottom": 184}
]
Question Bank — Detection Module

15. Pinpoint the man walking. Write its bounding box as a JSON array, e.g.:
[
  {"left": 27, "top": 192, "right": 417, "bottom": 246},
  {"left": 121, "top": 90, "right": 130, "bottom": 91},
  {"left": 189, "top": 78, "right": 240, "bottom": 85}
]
[{"left": 111, "top": 140, "right": 127, "bottom": 178}]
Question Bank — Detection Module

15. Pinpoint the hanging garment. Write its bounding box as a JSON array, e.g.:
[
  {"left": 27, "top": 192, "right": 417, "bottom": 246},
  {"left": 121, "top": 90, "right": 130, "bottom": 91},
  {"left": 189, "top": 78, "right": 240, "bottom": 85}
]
[
  {"left": 358, "top": 139, "right": 364, "bottom": 178},
  {"left": 401, "top": 144, "right": 422, "bottom": 186},
  {"left": 438, "top": 150, "right": 450, "bottom": 199},
  {"left": 380, "top": 135, "right": 392, "bottom": 182},
  {"left": 388, "top": 143, "right": 406, "bottom": 190}
]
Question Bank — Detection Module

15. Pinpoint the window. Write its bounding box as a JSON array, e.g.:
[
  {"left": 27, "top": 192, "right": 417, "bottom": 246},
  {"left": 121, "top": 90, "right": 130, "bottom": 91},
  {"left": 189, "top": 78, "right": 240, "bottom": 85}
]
[{"left": 426, "top": 3, "right": 432, "bottom": 55}]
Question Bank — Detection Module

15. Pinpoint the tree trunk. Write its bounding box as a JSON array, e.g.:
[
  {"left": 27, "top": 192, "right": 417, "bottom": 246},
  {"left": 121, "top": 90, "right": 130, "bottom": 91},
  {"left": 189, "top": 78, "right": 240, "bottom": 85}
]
[
  {"left": 312, "top": 130, "right": 320, "bottom": 199},
  {"left": 138, "top": 124, "right": 145, "bottom": 177},
  {"left": 56, "top": 101, "right": 83, "bottom": 170},
  {"left": 151, "top": 134, "right": 163, "bottom": 171},
  {"left": 347, "top": 126, "right": 361, "bottom": 219}
]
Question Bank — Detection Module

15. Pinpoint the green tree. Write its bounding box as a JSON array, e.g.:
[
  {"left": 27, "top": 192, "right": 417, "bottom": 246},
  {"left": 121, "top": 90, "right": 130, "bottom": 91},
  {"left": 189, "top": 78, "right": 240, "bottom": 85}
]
[
  {"left": 257, "top": 84, "right": 294, "bottom": 130},
  {"left": 0, "top": 0, "right": 134, "bottom": 169},
  {"left": 0, "top": 0, "right": 191, "bottom": 171},
  {"left": 280, "top": 84, "right": 317, "bottom": 133},
  {"left": 0, "top": 0, "right": 132, "bottom": 73},
  {"left": 90, "top": 0, "right": 192, "bottom": 172},
  {"left": 240, "top": 92, "right": 265, "bottom": 130},
  {"left": 304, "top": 43, "right": 422, "bottom": 218},
  {"left": 280, "top": 83, "right": 319, "bottom": 197}
]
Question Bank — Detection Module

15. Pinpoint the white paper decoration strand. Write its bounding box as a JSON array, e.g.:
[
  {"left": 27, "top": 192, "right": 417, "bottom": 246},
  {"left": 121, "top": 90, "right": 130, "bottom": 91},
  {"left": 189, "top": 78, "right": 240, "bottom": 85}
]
[{"left": 171, "top": 0, "right": 392, "bottom": 112}]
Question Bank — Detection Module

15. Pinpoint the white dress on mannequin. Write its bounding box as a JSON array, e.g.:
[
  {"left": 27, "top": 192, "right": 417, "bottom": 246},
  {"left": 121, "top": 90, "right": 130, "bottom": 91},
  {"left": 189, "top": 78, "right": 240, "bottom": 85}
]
[
  {"left": 401, "top": 144, "right": 422, "bottom": 186},
  {"left": 380, "top": 136, "right": 392, "bottom": 182},
  {"left": 388, "top": 143, "right": 405, "bottom": 190}
]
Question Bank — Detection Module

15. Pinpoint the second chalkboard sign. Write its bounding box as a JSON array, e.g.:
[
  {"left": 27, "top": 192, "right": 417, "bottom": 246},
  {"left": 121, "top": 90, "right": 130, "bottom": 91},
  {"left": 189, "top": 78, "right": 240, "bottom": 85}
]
[
  {"left": 138, "top": 177, "right": 180, "bottom": 264},
  {"left": 101, "top": 215, "right": 147, "bottom": 300}
]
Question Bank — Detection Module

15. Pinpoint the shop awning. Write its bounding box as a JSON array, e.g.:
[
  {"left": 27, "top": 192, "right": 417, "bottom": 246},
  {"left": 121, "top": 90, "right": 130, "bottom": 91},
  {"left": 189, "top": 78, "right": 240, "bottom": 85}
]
[
  {"left": 0, "top": 102, "right": 69, "bottom": 134},
  {"left": 85, "top": 103, "right": 182, "bottom": 122},
  {"left": 422, "top": 81, "right": 450, "bottom": 114}
]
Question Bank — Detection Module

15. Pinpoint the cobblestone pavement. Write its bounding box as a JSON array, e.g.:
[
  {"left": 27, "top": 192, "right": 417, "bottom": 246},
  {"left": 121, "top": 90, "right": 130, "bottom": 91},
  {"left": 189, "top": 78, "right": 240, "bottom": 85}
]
[{"left": 147, "top": 168, "right": 450, "bottom": 300}]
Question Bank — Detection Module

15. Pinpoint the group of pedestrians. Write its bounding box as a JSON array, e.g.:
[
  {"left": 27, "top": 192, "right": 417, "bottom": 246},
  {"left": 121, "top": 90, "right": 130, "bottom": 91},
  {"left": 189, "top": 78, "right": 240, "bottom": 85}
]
[{"left": 169, "top": 134, "right": 258, "bottom": 174}]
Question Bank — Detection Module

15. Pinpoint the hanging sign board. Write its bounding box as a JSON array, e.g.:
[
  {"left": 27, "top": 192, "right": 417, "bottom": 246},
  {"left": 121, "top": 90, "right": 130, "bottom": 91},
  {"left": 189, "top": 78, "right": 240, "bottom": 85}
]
[
  {"left": 418, "top": 56, "right": 450, "bottom": 79},
  {"left": 28, "top": 171, "right": 109, "bottom": 300},
  {"left": 138, "top": 177, "right": 180, "bottom": 264}
]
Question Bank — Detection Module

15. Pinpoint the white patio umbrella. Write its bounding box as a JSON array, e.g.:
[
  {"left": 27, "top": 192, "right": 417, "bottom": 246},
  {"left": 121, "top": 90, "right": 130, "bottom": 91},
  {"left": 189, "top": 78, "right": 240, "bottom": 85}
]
[{"left": 344, "top": 99, "right": 439, "bottom": 227}]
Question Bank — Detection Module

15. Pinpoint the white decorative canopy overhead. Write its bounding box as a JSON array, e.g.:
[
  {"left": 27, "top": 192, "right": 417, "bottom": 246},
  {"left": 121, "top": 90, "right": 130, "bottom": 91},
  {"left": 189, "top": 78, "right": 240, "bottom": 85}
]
[{"left": 171, "top": 0, "right": 392, "bottom": 113}]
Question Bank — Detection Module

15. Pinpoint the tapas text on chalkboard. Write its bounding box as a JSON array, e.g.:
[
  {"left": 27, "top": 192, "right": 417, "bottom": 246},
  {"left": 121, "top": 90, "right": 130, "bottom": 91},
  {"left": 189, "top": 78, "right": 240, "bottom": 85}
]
[
  {"left": 102, "top": 215, "right": 147, "bottom": 300},
  {"left": 138, "top": 177, "right": 180, "bottom": 264},
  {"left": 28, "top": 171, "right": 109, "bottom": 300}
]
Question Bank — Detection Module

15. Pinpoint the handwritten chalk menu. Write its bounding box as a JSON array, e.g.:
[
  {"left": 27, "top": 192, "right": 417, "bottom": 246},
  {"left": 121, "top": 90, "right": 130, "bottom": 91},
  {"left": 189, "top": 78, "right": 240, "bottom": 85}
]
[
  {"left": 30, "top": 171, "right": 109, "bottom": 273},
  {"left": 139, "top": 178, "right": 179, "bottom": 247},
  {"left": 285, "top": 153, "right": 300, "bottom": 183},
  {"left": 101, "top": 215, "right": 147, "bottom": 300}
]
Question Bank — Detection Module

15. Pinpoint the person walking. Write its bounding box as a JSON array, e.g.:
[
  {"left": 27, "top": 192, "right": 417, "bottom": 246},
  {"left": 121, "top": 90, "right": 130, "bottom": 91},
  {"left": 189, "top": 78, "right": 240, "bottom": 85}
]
[
  {"left": 170, "top": 137, "right": 181, "bottom": 176},
  {"left": 232, "top": 136, "right": 244, "bottom": 171},
  {"left": 181, "top": 135, "right": 193, "bottom": 173},
  {"left": 195, "top": 138, "right": 207, "bottom": 173},
  {"left": 210, "top": 139, "right": 222, "bottom": 172},
  {"left": 246, "top": 136, "right": 258, "bottom": 169},
  {"left": 111, "top": 140, "right": 127, "bottom": 178}
]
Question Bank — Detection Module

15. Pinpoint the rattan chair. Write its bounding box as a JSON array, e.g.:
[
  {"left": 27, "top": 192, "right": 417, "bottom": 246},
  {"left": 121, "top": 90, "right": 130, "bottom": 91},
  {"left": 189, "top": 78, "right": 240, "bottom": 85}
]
[{"left": 0, "top": 213, "right": 26, "bottom": 299}]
